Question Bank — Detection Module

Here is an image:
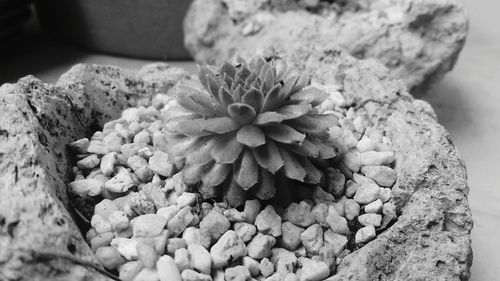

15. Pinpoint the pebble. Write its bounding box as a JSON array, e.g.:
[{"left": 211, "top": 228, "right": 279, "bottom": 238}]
[
  {"left": 379, "top": 188, "right": 392, "bottom": 203},
  {"left": 381, "top": 202, "right": 397, "bottom": 229},
  {"left": 90, "top": 232, "right": 115, "bottom": 251},
  {"left": 68, "top": 179, "right": 103, "bottom": 197},
  {"left": 280, "top": 222, "right": 305, "bottom": 251},
  {"left": 103, "top": 132, "right": 123, "bottom": 153},
  {"left": 188, "top": 244, "right": 212, "bottom": 274},
  {"left": 344, "top": 180, "right": 359, "bottom": 198},
  {"left": 311, "top": 203, "right": 329, "bottom": 227},
  {"left": 95, "top": 199, "right": 119, "bottom": 219},
  {"left": 355, "top": 226, "right": 376, "bottom": 244},
  {"left": 76, "top": 154, "right": 100, "bottom": 169},
  {"left": 243, "top": 256, "right": 260, "bottom": 276},
  {"left": 156, "top": 205, "right": 180, "bottom": 223},
  {"left": 356, "top": 136, "right": 376, "bottom": 152},
  {"left": 121, "top": 143, "right": 142, "bottom": 157},
  {"left": 326, "top": 168, "right": 345, "bottom": 197},
  {"left": 69, "top": 138, "right": 89, "bottom": 153},
  {"left": 225, "top": 265, "right": 251, "bottom": 281},
  {"left": 134, "top": 130, "right": 151, "bottom": 145},
  {"left": 271, "top": 248, "right": 297, "bottom": 273},
  {"left": 100, "top": 152, "right": 118, "bottom": 176},
  {"left": 342, "top": 151, "right": 360, "bottom": 172},
  {"left": 210, "top": 230, "right": 247, "bottom": 268},
  {"left": 247, "top": 233, "right": 276, "bottom": 259},
  {"left": 358, "top": 213, "right": 382, "bottom": 227},
  {"left": 311, "top": 186, "right": 335, "bottom": 204},
  {"left": 111, "top": 238, "right": 138, "bottom": 260},
  {"left": 105, "top": 170, "right": 135, "bottom": 193},
  {"left": 138, "top": 147, "right": 153, "bottom": 159},
  {"left": 325, "top": 206, "right": 350, "bottom": 236},
  {"left": 344, "top": 199, "right": 361, "bottom": 220},
  {"left": 282, "top": 203, "right": 316, "bottom": 228},
  {"left": 353, "top": 173, "right": 376, "bottom": 185},
  {"left": 133, "top": 268, "right": 159, "bottom": 281},
  {"left": 127, "top": 155, "right": 148, "bottom": 171},
  {"left": 157, "top": 255, "right": 182, "bottom": 281},
  {"left": 167, "top": 206, "right": 194, "bottom": 237},
  {"left": 361, "top": 166, "right": 397, "bottom": 187},
  {"left": 200, "top": 209, "right": 231, "bottom": 241},
  {"left": 136, "top": 242, "right": 158, "bottom": 268},
  {"left": 177, "top": 192, "right": 197, "bottom": 208},
  {"left": 174, "top": 248, "right": 192, "bottom": 272},
  {"left": 224, "top": 208, "right": 245, "bottom": 222},
  {"left": 91, "top": 215, "right": 113, "bottom": 234},
  {"left": 129, "top": 192, "right": 156, "bottom": 215},
  {"left": 133, "top": 214, "right": 167, "bottom": 237},
  {"left": 319, "top": 244, "right": 336, "bottom": 272},
  {"left": 359, "top": 151, "right": 395, "bottom": 166},
  {"left": 181, "top": 270, "right": 212, "bottom": 281},
  {"left": 364, "top": 199, "right": 383, "bottom": 213},
  {"left": 300, "top": 224, "right": 324, "bottom": 255},
  {"left": 255, "top": 205, "right": 282, "bottom": 237},
  {"left": 260, "top": 258, "right": 275, "bottom": 277},
  {"left": 353, "top": 183, "right": 381, "bottom": 204},
  {"left": 96, "top": 246, "right": 126, "bottom": 270},
  {"left": 87, "top": 140, "right": 108, "bottom": 155},
  {"left": 135, "top": 166, "right": 154, "bottom": 183},
  {"left": 284, "top": 273, "right": 299, "bottom": 281},
  {"left": 323, "top": 230, "right": 348, "bottom": 257},
  {"left": 119, "top": 261, "right": 144, "bottom": 281},
  {"left": 148, "top": 151, "right": 174, "bottom": 177},
  {"left": 109, "top": 210, "right": 130, "bottom": 231},
  {"left": 296, "top": 258, "right": 330, "bottom": 281},
  {"left": 243, "top": 199, "right": 261, "bottom": 224},
  {"left": 166, "top": 238, "right": 187, "bottom": 255},
  {"left": 234, "top": 222, "right": 257, "bottom": 242}
]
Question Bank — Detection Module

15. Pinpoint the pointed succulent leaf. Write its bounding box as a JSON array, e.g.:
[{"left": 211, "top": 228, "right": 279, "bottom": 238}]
[
  {"left": 228, "top": 103, "right": 257, "bottom": 125},
  {"left": 245, "top": 73, "right": 259, "bottom": 89},
  {"left": 252, "top": 140, "right": 284, "bottom": 173},
  {"left": 161, "top": 105, "right": 201, "bottom": 123},
  {"left": 234, "top": 149, "right": 259, "bottom": 189},
  {"left": 283, "top": 138, "right": 320, "bottom": 158},
  {"left": 263, "top": 124, "right": 306, "bottom": 145},
  {"left": 276, "top": 104, "right": 312, "bottom": 120},
  {"left": 165, "top": 134, "right": 196, "bottom": 161},
  {"left": 249, "top": 56, "right": 266, "bottom": 75},
  {"left": 170, "top": 117, "right": 239, "bottom": 137},
  {"left": 185, "top": 136, "right": 216, "bottom": 165},
  {"left": 274, "top": 60, "right": 288, "bottom": 81},
  {"left": 224, "top": 179, "right": 247, "bottom": 207},
  {"left": 308, "top": 136, "right": 337, "bottom": 159},
  {"left": 289, "top": 87, "right": 328, "bottom": 106},
  {"left": 253, "top": 112, "right": 285, "bottom": 125},
  {"left": 261, "top": 84, "right": 281, "bottom": 112},
  {"left": 286, "top": 113, "right": 338, "bottom": 133},
  {"left": 263, "top": 64, "right": 276, "bottom": 91},
  {"left": 175, "top": 86, "right": 219, "bottom": 117},
  {"left": 290, "top": 74, "right": 309, "bottom": 94},
  {"left": 300, "top": 156, "right": 323, "bottom": 184},
  {"left": 236, "top": 125, "right": 266, "bottom": 147},
  {"left": 279, "top": 147, "right": 307, "bottom": 181},
  {"left": 276, "top": 76, "right": 299, "bottom": 104},
  {"left": 198, "top": 65, "right": 217, "bottom": 90},
  {"left": 222, "top": 73, "right": 235, "bottom": 89},
  {"left": 206, "top": 76, "right": 222, "bottom": 102},
  {"left": 236, "top": 66, "right": 252, "bottom": 82},
  {"left": 242, "top": 88, "right": 264, "bottom": 112},
  {"left": 220, "top": 62, "right": 237, "bottom": 80},
  {"left": 254, "top": 168, "right": 276, "bottom": 200},
  {"left": 202, "top": 162, "right": 231, "bottom": 187},
  {"left": 211, "top": 133, "right": 244, "bottom": 164},
  {"left": 232, "top": 85, "right": 246, "bottom": 102},
  {"left": 219, "top": 86, "right": 234, "bottom": 108}
]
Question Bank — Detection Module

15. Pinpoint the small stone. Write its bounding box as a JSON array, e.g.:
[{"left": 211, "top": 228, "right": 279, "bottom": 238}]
[
  {"left": 379, "top": 188, "right": 392, "bottom": 203},
  {"left": 188, "top": 244, "right": 212, "bottom": 275},
  {"left": 176, "top": 192, "right": 197, "bottom": 207},
  {"left": 109, "top": 211, "right": 130, "bottom": 231},
  {"left": 157, "top": 255, "right": 182, "bottom": 281},
  {"left": 355, "top": 226, "right": 376, "bottom": 244},
  {"left": 94, "top": 199, "right": 119, "bottom": 219},
  {"left": 280, "top": 222, "right": 304, "bottom": 251},
  {"left": 342, "top": 152, "right": 360, "bottom": 172},
  {"left": 129, "top": 192, "right": 156, "bottom": 215},
  {"left": 353, "top": 173, "right": 375, "bottom": 185},
  {"left": 323, "top": 230, "right": 348, "bottom": 257},
  {"left": 255, "top": 205, "right": 282, "bottom": 237},
  {"left": 283, "top": 203, "right": 316, "bottom": 228},
  {"left": 310, "top": 203, "right": 329, "bottom": 227},
  {"left": 344, "top": 199, "right": 361, "bottom": 221},
  {"left": 181, "top": 270, "right": 211, "bottom": 281},
  {"left": 69, "top": 138, "right": 89, "bottom": 153},
  {"left": 111, "top": 238, "right": 138, "bottom": 260},
  {"left": 326, "top": 167, "right": 345, "bottom": 197},
  {"left": 361, "top": 166, "right": 397, "bottom": 187},
  {"left": 284, "top": 273, "right": 299, "bottom": 281},
  {"left": 133, "top": 214, "right": 167, "bottom": 237},
  {"left": 243, "top": 256, "right": 260, "bottom": 276},
  {"left": 165, "top": 238, "right": 187, "bottom": 255},
  {"left": 364, "top": 199, "right": 383, "bottom": 213},
  {"left": 293, "top": 246, "right": 307, "bottom": 257},
  {"left": 135, "top": 166, "right": 154, "bottom": 183},
  {"left": 100, "top": 152, "right": 118, "bottom": 176},
  {"left": 325, "top": 206, "right": 350, "bottom": 235},
  {"left": 91, "top": 215, "right": 113, "bottom": 234},
  {"left": 136, "top": 241, "right": 158, "bottom": 268},
  {"left": 296, "top": 258, "right": 330, "bottom": 281},
  {"left": 96, "top": 246, "right": 126, "bottom": 270},
  {"left": 133, "top": 268, "right": 159, "bottom": 281},
  {"left": 260, "top": 258, "right": 274, "bottom": 277},
  {"left": 353, "top": 183, "right": 381, "bottom": 204},
  {"left": 270, "top": 248, "right": 297, "bottom": 273},
  {"left": 76, "top": 154, "right": 100, "bottom": 169},
  {"left": 344, "top": 180, "right": 359, "bottom": 198},
  {"left": 331, "top": 200, "right": 346, "bottom": 218},
  {"left": 225, "top": 265, "right": 251, "bottom": 281},
  {"left": 174, "top": 248, "right": 192, "bottom": 272},
  {"left": 87, "top": 140, "right": 108, "bottom": 155},
  {"left": 234, "top": 222, "right": 257, "bottom": 242},
  {"left": 68, "top": 179, "right": 103, "bottom": 197},
  {"left": 311, "top": 186, "right": 334, "bottom": 204},
  {"left": 103, "top": 132, "right": 123, "bottom": 153},
  {"left": 381, "top": 202, "right": 397, "bottom": 229},
  {"left": 141, "top": 183, "right": 169, "bottom": 209},
  {"left": 300, "top": 224, "right": 324, "bottom": 255},
  {"left": 127, "top": 155, "right": 148, "bottom": 172},
  {"left": 156, "top": 205, "right": 180, "bottom": 223},
  {"left": 243, "top": 199, "right": 261, "bottom": 224},
  {"left": 152, "top": 230, "right": 169, "bottom": 255},
  {"left": 167, "top": 206, "right": 194, "bottom": 237},
  {"left": 224, "top": 208, "right": 245, "bottom": 222},
  {"left": 105, "top": 170, "right": 135, "bottom": 193},
  {"left": 121, "top": 143, "right": 142, "bottom": 157},
  {"left": 148, "top": 151, "right": 174, "bottom": 177},
  {"left": 210, "top": 230, "right": 247, "bottom": 268},
  {"left": 200, "top": 209, "right": 231, "bottom": 241},
  {"left": 356, "top": 136, "right": 376, "bottom": 152},
  {"left": 134, "top": 130, "right": 151, "bottom": 145},
  {"left": 119, "top": 261, "right": 143, "bottom": 281},
  {"left": 318, "top": 244, "right": 336, "bottom": 272},
  {"left": 90, "top": 232, "right": 115, "bottom": 252},
  {"left": 247, "top": 233, "right": 276, "bottom": 259},
  {"left": 358, "top": 213, "right": 382, "bottom": 227},
  {"left": 359, "top": 151, "right": 395, "bottom": 166}
]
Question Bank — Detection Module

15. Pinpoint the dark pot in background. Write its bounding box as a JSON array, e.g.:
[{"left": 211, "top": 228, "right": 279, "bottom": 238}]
[
  {"left": 35, "top": 0, "right": 192, "bottom": 60},
  {"left": 0, "top": 0, "right": 32, "bottom": 41}
]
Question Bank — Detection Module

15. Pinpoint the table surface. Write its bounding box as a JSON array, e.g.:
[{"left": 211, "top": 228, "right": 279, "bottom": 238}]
[{"left": 1, "top": 1, "right": 498, "bottom": 280}]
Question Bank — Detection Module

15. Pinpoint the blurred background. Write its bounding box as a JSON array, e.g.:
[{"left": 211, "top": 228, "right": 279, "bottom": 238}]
[{"left": 0, "top": 1, "right": 498, "bottom": 280}]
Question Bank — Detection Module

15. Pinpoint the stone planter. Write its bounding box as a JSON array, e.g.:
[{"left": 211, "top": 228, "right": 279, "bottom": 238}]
[
  {"left": 183, "top": 0, "right": 468, "bottom": 95},
  {"left": 35, "top": 0, "right": 192, "bottom": 59},
  {"left": 0, "top": 50, "right": 472, "bottom": 280}
]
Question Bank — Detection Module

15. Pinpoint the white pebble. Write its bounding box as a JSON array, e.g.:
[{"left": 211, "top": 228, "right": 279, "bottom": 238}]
[
  {"left": 105, "top": 170, "right": 135, "bottom": 193},
  {"left": 157, "top": 255, "right": 182, "bottom": 281},
  {"left": 100, "top": 152, "right": 118, "bottom": 176},
  {"left": 355, "top": 226, "right": 376, "bottom": 244},
  {"left": 68, "top": 179, "right": 103, "bottom": 197},
  {"left": 358, "top": 214, "right": 382, "bottom": 227},
  {"left": 359, "top": 151, "right": 395, "bottom": 166},
  {"left": 111, "top": 238, "right": 138, "bottom": 260},
  {"left": 76, "top": 154, "right": 100, "bottom": 169},
  {"left": 364, "top": 199, "right": 383, "bottom": 213},
  {"left": 353, "top": 183, "right": 381, "bottom": 204}
]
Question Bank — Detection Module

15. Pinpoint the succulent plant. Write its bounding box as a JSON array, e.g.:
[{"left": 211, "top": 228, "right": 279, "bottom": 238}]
[{"left": 164, "top": 56, "right": 339, "bottom": 205}]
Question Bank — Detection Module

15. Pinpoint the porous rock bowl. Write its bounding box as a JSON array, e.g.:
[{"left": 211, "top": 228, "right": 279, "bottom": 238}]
[{"left": 0, "top": 49, "right": 472, "bottom": 280}]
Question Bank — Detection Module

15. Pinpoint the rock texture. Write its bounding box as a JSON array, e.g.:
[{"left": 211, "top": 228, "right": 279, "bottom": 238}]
[
  {"left": 183, "top": 0, "right": 469, "bottom": 95},
  {"left": 0, "top": 49, "right": 472, "bottom": 280}
]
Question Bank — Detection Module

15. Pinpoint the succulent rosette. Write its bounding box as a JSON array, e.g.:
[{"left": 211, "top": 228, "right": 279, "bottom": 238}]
[{"left": 164, "top": 56, "right": 340, "bottom": 205}]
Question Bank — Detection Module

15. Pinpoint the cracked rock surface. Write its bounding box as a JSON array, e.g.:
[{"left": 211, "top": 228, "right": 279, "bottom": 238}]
[
  {"left": 183, "top": 0, "right": 468, "bottom": 95},
  {"left": 0, "top": 50, "right": 472, "bottom": 280}
]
